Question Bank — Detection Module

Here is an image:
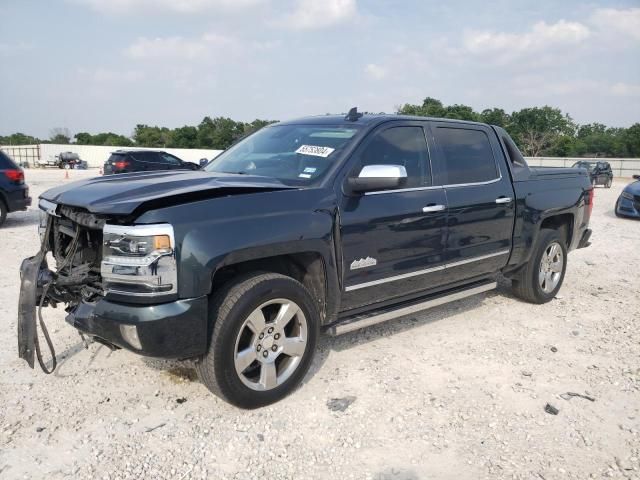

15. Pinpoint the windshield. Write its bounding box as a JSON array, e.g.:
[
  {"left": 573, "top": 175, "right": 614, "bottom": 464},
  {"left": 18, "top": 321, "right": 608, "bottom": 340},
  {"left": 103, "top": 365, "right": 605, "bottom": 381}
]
[{"left": 205, "top": 124, "right": 361, "bottom": 185}]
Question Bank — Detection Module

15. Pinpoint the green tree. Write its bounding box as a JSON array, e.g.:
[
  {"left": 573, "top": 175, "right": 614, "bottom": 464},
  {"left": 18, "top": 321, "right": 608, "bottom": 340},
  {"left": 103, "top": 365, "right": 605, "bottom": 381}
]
[
  {"left": 0, "top": 132, "right": 41, "bottom": 145},
  {"left": 509, "top": 107, "right": 575, "bottom": 157},
  {"left": 196, "top": 116, "right": 245, "bottom": 149},
  {"left": 133, "top": 124, "right": 171, "bottom": 147},
  {"left": 443, "top": 104, "right": 479, "bottom": 121},
  {"left": 244, "top": 119, "right": 276, "bottom": 135},
  {"left": 397, "top": 97, "right": 446, "bottom": 117},
  {"left": 169, "top": 126, "right": 198, "bottom": 148},
  {"left": 74, "top": 132, "right": 93, "bottom": 144},
  {"left": 618, "top": 123, "right": 640, "bottom": 157},
  {"left": 480, "top": 108, "right": 510, "bottom": 128}
]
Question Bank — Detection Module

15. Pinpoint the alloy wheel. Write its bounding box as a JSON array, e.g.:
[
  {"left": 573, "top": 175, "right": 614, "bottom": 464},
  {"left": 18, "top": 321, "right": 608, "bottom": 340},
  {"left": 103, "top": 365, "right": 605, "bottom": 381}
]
[
  {"left": 233, "top": 299, "right": 308, "bottom": 391},
  {"left": 538, "top": 242, "right": 563, "bottom": 293}
]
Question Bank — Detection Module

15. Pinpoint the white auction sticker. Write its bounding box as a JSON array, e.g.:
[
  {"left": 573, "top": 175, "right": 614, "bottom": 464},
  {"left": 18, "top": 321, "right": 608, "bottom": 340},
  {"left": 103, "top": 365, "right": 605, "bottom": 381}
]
[{"left": 295, "top": 145, "right": 335, "bottom": 157}]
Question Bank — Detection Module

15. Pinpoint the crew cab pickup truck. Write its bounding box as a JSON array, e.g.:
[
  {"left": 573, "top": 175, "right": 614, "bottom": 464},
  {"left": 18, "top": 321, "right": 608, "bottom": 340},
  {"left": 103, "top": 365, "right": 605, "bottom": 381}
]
[{"left": 18, "top": 110, "right": 593, "bottom": 408}]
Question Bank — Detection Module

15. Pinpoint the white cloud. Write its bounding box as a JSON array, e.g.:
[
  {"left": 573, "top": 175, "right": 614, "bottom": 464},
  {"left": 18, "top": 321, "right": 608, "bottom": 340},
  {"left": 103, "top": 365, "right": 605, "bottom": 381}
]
[
  {"left": 71, "top": 0, "right": 262, "bottom": 14},
  {"left": 462, "top": 20, "right": 590, "bottom": 63},
  {"left": 283, "top": 0, "right": 357, "bottom": 30},
  {"left": 590, "top": 8, "right": 640, "bottom": 41},
  {"left": 610, "top": 82, "right": 640, "bottom": 97},
  {"left": 364, "top": 63, "right": 387, "bottom": 80},
  {"left": 125, "top": 33, "right": 236, "bottom": 60}
]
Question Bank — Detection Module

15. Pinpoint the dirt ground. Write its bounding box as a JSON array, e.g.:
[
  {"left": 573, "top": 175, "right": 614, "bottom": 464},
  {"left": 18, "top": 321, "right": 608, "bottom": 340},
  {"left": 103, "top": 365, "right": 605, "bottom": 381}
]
[{"left": 1, "top": 169, "right": 639, "bottom": 480}]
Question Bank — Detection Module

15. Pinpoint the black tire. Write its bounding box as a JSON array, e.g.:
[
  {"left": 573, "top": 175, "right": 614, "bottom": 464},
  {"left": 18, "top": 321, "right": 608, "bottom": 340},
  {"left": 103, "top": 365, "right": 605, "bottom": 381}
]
[
  {"left": 511, "top": 229, "right": 567, "bottom": 304},
  {"left": 0, "top": 199, "right": 7, "bottom": 227},
  {"left": 605, "top": 178, "right": 612, "bottom": 188},
  {"left": 196, "top": 272, "right": 319, "bottom": 409}
]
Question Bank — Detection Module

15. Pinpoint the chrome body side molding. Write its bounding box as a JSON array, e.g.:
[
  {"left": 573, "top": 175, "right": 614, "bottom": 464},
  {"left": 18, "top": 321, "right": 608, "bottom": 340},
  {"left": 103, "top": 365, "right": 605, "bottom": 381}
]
[{"left": 345, "top": 250, "right": 509, "bottom": 292}]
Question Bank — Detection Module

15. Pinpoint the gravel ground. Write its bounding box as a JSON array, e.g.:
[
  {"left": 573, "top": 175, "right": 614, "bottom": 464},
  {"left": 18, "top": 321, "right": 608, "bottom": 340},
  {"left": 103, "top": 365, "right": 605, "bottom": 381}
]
[{"left": 1, "top": 169, "right": 639, "bottom": 480}]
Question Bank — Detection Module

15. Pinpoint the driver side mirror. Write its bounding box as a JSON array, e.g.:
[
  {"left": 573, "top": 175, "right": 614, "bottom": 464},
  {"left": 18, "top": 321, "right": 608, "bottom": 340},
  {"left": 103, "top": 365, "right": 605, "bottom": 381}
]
[{"left": 347, "top": 164, "right": 408, "bottom": 194}]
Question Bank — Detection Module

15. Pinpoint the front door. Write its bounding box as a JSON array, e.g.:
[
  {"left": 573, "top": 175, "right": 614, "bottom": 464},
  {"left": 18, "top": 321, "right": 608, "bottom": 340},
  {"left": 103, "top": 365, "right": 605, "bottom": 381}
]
[
  {"left": 339, "top": 123, "right": 448, "bottom": 312},
  {"left": 429, "top": 121, "right": 514, "bottom": 285}
]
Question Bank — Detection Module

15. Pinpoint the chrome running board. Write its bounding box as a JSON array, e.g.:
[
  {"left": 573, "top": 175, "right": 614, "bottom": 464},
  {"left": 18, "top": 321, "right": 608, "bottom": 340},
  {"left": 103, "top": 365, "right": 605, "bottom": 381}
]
[{"left": 328, "top": 281, "right": 497, "bottom": 336}]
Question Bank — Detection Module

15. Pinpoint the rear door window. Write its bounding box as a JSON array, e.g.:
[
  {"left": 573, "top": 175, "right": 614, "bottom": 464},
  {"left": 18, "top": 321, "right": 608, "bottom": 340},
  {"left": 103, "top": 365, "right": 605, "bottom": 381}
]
[{"left": 433, "top": 127, "right": 498, "bottom": 185}]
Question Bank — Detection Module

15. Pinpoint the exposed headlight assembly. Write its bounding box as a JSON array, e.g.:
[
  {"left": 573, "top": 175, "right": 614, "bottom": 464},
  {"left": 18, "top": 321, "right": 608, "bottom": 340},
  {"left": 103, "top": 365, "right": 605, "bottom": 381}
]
[{"left": 101, "top": 224, "right": 177, "bottom": 297}]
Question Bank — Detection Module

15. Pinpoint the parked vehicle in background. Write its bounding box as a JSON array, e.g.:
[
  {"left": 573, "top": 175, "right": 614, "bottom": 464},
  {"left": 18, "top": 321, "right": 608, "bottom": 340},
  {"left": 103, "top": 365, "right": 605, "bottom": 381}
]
[
  {"left": 103, "top": 150, "right": 200, "bottom": 174},
  {"left": 615, "top": 174, "right": 640, "bottom": 219},
  {"left": 572, "top": 160, "right": 613, "bottom": 188},
  {"left": 20, "top": 109, "right": 594, "bottom": 408},
  {"left": 38, "top": 151, "right": 87, "bottom": 170},
  {"left": 0, "top": 150, "right": 31, "bottom": 226}
]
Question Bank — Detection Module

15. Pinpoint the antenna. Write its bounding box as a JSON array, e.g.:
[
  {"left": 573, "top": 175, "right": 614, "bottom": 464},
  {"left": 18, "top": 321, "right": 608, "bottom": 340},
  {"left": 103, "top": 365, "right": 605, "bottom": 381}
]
[{"left": 345, "top": 107, "right": 363, "bottom": 121}]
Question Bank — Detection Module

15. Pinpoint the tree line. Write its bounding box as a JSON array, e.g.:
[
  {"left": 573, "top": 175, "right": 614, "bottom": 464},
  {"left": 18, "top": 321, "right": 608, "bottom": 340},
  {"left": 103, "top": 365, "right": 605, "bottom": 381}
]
[
  {"left": 1, "top": 100, "right": 639, "bottom": 157},
  {"left": 398, "top": 98, "right": 640, "bottom": 158}
]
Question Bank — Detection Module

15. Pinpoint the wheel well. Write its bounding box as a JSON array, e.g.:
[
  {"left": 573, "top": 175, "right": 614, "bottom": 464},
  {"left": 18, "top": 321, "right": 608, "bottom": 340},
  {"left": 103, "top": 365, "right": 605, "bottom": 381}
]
[
  {"left": 540, "top": 214, "right": 573, "bottom": 247},
  {"left": 211, "top": 253, "right": 328, "bottom": 322}
]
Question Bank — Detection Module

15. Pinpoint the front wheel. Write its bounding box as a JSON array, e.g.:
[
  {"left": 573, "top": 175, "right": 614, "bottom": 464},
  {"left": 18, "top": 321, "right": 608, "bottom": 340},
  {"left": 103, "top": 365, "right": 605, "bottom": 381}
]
[
  {"left": 511, "top": 229, "right": 567, "bottom": 304},
  {"left": 196, "top": 272, "right": 319, "bottom": 408}
]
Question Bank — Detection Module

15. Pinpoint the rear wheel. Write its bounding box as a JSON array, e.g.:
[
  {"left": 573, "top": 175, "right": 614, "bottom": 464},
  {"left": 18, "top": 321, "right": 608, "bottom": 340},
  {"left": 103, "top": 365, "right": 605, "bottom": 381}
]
[
  {"left": 196, "top": 272, "right": 319, "bottom": 408},
  {"left": 605, "top": 178, "right": 612, "bottom": 188},
  {"left": 512, "top": 229, "right": 567, "bottom": 304},
  {"left": 63, "top": 163, "right": 71, "bottom": 170}
]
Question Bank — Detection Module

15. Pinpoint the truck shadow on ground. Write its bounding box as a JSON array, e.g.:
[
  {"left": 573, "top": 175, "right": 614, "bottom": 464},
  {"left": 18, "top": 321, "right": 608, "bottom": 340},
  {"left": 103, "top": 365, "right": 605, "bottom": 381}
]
[{"left": 137, "top": 283, "right": 510, "bottom": 393}]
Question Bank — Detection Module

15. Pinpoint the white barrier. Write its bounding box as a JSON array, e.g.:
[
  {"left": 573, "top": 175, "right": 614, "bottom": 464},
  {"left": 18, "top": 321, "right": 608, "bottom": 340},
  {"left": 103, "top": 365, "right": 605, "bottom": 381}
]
[
  {"left": 1, "top": 144, "right": 223, "bottom": 168},
  {"left": 525, "top": 157, "right": 640, "bottom": 178}
]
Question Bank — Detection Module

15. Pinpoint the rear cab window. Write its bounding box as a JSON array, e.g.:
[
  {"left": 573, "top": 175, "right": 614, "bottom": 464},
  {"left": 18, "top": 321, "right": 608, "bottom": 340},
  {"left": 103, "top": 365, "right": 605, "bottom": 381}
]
[{"left": 432, "top": 126, "right": 498, "bottom": 185}]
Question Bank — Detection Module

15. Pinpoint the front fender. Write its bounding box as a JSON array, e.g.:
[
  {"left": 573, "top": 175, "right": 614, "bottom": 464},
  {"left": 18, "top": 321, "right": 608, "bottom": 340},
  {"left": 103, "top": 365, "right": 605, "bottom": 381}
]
[{"left": 135, "top": 188, "right": 339, "bottom": 299}]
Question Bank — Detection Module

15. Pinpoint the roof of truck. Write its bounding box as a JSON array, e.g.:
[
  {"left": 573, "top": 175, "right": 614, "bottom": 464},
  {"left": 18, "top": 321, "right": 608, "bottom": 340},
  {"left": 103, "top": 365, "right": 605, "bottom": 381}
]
[{"left": 277, "top": 113, "right": 489, "bottom": 128}]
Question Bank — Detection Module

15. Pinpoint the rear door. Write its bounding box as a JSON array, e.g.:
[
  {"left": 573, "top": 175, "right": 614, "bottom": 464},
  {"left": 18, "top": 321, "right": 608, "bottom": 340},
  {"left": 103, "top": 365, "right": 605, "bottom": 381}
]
[
  {"left": 430, "top": 122, "right": 514, "bottom": 285},
  {"left": 339, "top": 122, "right": 448, "bottom": 312}
]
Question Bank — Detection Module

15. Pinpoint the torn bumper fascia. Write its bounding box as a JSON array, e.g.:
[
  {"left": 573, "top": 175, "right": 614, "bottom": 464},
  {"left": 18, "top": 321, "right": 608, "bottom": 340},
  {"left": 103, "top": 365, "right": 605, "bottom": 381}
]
[{"left": 17, "top": 254, "right": 45, "bottom": 368}]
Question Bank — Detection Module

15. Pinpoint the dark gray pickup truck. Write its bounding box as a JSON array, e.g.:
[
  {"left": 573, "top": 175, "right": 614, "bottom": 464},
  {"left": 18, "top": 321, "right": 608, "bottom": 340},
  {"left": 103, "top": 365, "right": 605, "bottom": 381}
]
[{"left": 19, "top": 110, "right": 593, "bottom": 408}]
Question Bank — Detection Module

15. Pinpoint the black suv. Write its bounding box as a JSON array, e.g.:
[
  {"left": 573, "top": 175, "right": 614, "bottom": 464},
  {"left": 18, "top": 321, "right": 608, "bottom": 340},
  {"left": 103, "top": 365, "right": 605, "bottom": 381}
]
[
  {"left": 104, "top": 150, "right": 200, "bottom": 175},
  {"left": 0, "top": 150, "right": 31, "bottom": 226},
  {"left": 572, "top": 160, "right": 613, "bottom": 188}
]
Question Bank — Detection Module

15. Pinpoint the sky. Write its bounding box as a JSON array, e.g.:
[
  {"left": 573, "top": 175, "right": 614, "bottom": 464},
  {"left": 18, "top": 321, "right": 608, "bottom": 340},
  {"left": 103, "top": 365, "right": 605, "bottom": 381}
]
[{"left": 0, "top": 0, "right": 639, "bottom": 139}]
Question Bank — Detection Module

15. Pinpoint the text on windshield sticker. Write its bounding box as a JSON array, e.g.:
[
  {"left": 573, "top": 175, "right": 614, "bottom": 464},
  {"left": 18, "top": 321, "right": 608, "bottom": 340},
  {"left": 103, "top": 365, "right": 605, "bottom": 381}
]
[{"left": 295, "top": 145, "right": 335, "bottom": 158}]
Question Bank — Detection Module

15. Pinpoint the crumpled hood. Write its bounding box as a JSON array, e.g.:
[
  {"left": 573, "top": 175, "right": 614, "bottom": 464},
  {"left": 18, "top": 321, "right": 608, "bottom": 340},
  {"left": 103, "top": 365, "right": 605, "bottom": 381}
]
[{"left": 40, "top": 170, "right": 296, "bottom": 215}]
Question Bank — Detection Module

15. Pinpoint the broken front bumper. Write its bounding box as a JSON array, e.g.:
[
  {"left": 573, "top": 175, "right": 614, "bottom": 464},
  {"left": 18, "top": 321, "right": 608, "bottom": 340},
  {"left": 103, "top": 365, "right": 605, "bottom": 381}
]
[{"left": 66, "top": 295, "right": 209, "bottom": 359}]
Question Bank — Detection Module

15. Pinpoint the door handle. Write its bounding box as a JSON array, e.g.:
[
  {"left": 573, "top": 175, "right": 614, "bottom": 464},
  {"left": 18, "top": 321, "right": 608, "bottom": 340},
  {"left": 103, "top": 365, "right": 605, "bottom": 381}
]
[
  {"left": 495, "top": 197, "right": 512, "bottom": 204},
  {"left": 422, "top": 204, "right": 446, "bottom": 213}
]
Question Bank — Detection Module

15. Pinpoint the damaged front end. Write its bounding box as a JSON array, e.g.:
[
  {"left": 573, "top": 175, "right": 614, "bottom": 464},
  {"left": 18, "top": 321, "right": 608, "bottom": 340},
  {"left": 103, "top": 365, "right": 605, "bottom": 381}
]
[
  {"left": 18, "top": 202, "right": 110, "bottom": 372},
  {"left": 18, "top": 199, "right": 184, "bottom": 371}
]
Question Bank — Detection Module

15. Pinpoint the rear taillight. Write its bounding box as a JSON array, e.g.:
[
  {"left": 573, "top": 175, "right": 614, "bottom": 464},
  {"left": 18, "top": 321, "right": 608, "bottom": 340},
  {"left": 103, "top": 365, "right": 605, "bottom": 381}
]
[
  {"left": 114, "top": 161, "right": 130, "bottom": 169},
  {"left": 4, "top": 169, "right": 24, "bottom": 184},
  {"left": 586, "top": 188, "right": 594, "bottom": 218}
]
